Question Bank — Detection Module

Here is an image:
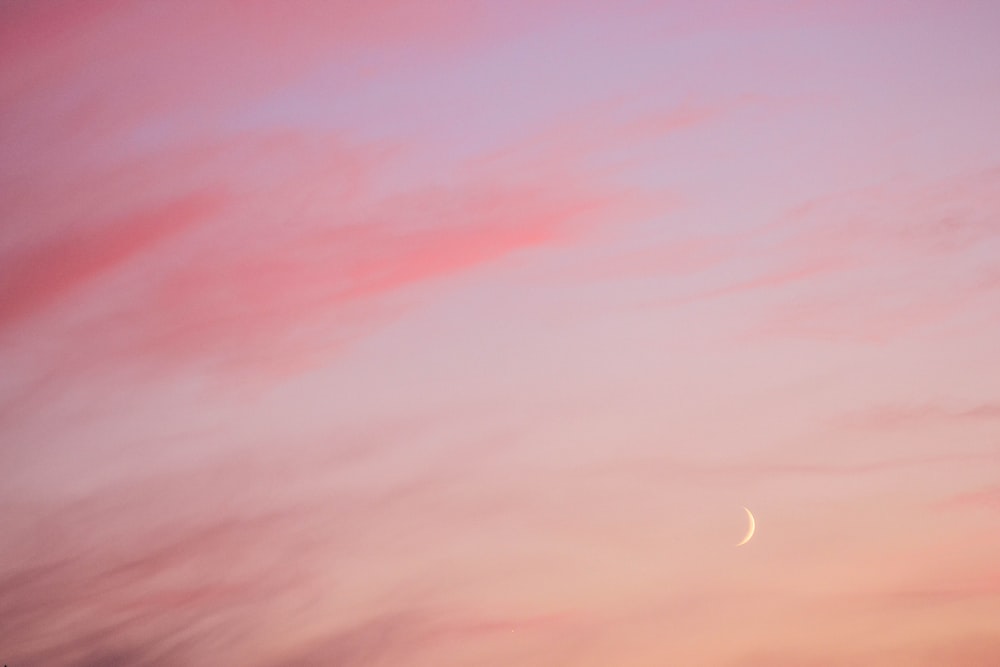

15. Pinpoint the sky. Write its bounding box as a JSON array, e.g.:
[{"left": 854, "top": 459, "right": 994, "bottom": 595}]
[{"left": 2, "top": 1, "right": 1000, "bottom": 665}]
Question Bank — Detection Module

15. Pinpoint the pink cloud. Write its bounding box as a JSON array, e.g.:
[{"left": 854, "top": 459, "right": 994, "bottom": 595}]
[
  {"left": 260, "top": 607, "right": 587, "bottom": 666},
  {"left": 735, "top": 637, "right": 1000, "bottom": 667},
  {"left": 843, "top": 402, "right": 1000, "bottom": 430},
  {"left": 0, "top": 439, "right": 588, "bottom": 665},
  {"left": 472, "top": 92, "right": 755, "bottom": 183},
  {"left": 605, "top": 450, "right": 1000, "bottom": 485},
  {"left": 64, "top": 179, "right": 619, "bottom": 378},
  {"left": 622, "top": 102, "right": 724, "bottom": 140},
  {"left": 0, "top": 192, "right": 226, "bottom": 332},
  {"left": 620, "top": 94, "right": 764, "bottom": 143},
  {"left": 941, "top": 486, "right": 1000, "bottom": 512},
  {"left": 687, "top": 166, "right": 998, "bottom": 294},
  {"left": 2, "top": 110, "right": 643, "bottom": 399},
  {"left": 4, "top": 2, "right": 1000, "bottom": 665},
  {"left": 724, "top": 168, "right": 1000, "bottom": 341},
  {"left": 585, "top": 235, "right": 734, "bottom": 281},
  {"left": 0, "top": 1, "right": 522, "bottom": 145}
]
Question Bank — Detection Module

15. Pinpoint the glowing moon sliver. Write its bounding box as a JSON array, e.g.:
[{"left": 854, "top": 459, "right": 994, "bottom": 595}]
[{"left": 736, "top": 507, "right": 756, "bottom": 546}]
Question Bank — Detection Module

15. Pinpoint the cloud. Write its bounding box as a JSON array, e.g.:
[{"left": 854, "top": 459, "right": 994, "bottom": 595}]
[
  {"left": 137, "top": 182, "right": 615, "bottom": 364},
  {"left": 843, "top": 402, "right": 1000, "bottom": 430},
  {"left": 263, "top": 610, "right": 433, "bottom": 667},
  {"left": 2, "top": 494, "right": 585, "bottom": 665},
  {"left": 712, "top": 167, "right": 1000, "bottom": 341},
  {"left": 0, "top": 191, "right": 226, "bottom": 332},
  {"left": 263, "top": 608, "right": 585, "bottom": 666},
  {"left": 0, "top": 415, "right": 567, "bottom": 664},
  {"left": 604, "top": 449, "right": 1000, "bottom": 486},
  {"left": 732, "top": 637, "right": 1000, "bottom": 667},
  {"left": 0, "top": 1, "right": 519, "bottom": 150},
  {"left": 2, "top": 1, "right": 679, "bottom": 403},
  {"left": 0, "top": 508, "right": 310, "bottom": 655},
  {"left": 1, "top": 120, "right": 642, "bottom": 425},
  {"left": 917, "top": 635, "right": 1000, "bottom": 666},
  {"left": 473, "top": 89, "right": 757, "bottom": 182},
  {"left": 2, "top": 1, "right": 762, "bottom": 420},
  {"left": 0, "top": 483, "right": 386, "bottom": 664},
  {"left": 940, "top": 486, "right": 1000, "bottom": 511},
  {"left": 4, "top": 2, "right": 1000, "bottom": 665}
]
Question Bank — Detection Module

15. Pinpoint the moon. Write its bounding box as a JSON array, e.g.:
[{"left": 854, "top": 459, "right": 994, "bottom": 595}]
[{"left": 736, "top": 507, "right": 756, "bottom": 546}]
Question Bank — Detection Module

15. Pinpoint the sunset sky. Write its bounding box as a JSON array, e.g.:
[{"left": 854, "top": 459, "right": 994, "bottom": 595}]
[{"left": 2, "top": 2, "right": 1000, "bottom": 665}]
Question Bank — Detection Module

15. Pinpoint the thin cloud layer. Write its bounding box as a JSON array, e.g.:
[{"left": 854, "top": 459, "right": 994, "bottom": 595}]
[{"left": 3, "top": 1, "right": 1000, "bottom": 665}]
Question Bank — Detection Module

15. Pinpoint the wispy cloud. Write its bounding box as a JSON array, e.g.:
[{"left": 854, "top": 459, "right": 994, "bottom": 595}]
[
  {"left": 726, "top": 167, "right": 1000, "bottom": 341},
  {"left": 939, "top": 486, "right": 1000, "bottom": 511},
  {"left": 843, "top": 402, "right": 1000, "bottom": 430},
  {"left": 4, "top": 1, "right": 1000, "bottom": 664},
  {"left": 0, "top": 192, "right": 226, "bottom": 331},
  {"left": 733, "top": 637, "right": 1000, "bottom": 667},
  {"left": 605, "top": 449, "right": 1000, "bottom": 485}
]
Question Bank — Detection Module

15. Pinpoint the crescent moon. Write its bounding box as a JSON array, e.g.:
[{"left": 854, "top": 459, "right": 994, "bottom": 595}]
[{"left": 736, "top": 507, "right": 756, "bottom": 546}]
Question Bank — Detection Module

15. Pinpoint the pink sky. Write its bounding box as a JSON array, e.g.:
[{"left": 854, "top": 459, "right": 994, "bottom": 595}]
[{"left": 2, "top": 2, "right": 1000, "bottom": 665}]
